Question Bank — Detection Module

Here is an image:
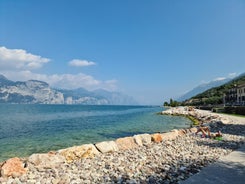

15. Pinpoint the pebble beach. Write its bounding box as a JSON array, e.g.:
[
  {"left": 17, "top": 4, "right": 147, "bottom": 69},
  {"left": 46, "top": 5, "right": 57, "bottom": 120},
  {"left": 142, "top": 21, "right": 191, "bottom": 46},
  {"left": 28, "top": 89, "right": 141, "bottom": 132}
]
[{"left": 1, "top": 107, "right": 245, "bottom": 184}]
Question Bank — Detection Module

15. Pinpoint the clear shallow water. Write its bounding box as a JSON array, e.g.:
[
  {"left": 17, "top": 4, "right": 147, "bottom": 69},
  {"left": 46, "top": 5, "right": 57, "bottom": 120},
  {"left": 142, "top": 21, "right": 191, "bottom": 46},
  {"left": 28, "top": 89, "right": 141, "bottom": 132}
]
[{"left": 0, "top": 104, "right": 192, "bottom": 161}]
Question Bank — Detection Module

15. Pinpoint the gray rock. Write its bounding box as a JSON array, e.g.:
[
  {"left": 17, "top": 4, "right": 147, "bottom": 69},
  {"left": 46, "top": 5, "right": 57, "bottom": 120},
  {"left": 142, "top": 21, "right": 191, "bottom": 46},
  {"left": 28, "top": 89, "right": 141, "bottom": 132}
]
[
  {"left": 95, "top": 141, "right": 119, "bottom": 153},
  {"left": 133, "top": 135, "right": 143, "bottom": 146},
  {"left": 139, "top": 134, "right": 152, "bottom": 145},
  {"left": 28, "top": 153, "right": 65, "bottom": 168}
]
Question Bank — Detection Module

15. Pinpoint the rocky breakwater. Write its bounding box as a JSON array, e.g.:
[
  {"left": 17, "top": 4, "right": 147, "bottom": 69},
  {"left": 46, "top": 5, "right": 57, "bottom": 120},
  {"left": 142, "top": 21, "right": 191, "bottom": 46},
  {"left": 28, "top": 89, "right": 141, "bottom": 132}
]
[
  {"left": 0, "top": 107, "right": 244, "bottom": 183},
  {"left": 161, "top": 106, "right": 221, "bottom": 121}
]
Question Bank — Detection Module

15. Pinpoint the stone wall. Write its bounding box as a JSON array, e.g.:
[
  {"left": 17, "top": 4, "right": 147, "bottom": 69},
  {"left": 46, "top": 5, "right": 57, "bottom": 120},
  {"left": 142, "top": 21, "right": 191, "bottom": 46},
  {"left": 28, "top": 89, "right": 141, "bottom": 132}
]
[{"left": 0, "top": 106, "right": 226, "bottom": 178}]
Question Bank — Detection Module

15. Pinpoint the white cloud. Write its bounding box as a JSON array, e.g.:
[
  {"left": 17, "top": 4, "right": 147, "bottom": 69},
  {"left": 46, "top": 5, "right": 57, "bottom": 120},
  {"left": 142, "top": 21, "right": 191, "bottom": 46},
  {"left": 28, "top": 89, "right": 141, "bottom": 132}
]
[
  {"left": 48, "top": 73, "right": 100, "bottom": 89},
  {"left": 0, "top": 46, "right": 50, "bottom": 70},
  {"left": 213, "top": 77, "right": 226, "bottom": 81},
  {"left": 0, "top": 46, "right": 117, "bottom": 91},
  {"left": 228, "top": 72, "right": 238, "bottom": 78},
  {"left": 1, "top": 70, "right": 117, "bottom": 91},
  {"left": 201, "top": 72, "right": 239, "bottom": 84},
  {"left": 213, "top": 73, "right": 239, "bottom": 82},
  {"left": 69, "top": 59, "right": 96, "bottom": 67}
]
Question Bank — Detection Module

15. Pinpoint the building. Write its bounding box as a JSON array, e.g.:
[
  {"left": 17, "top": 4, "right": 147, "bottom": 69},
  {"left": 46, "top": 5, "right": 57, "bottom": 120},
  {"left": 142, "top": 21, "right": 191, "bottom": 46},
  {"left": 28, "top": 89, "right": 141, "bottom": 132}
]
[
  {"left": 225, "top": 83, "right": 245, "bottom": 106},
  {"left": 237, "top": 83, "right": 245, "bottom": 106},
  {"left": 225, "top": 87, "right": 237, "bottom": 105}
]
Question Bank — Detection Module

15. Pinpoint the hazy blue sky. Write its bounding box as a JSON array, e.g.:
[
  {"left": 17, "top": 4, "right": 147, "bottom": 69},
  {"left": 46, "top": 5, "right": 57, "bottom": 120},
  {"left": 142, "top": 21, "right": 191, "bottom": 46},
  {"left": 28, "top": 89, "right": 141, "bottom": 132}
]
[{"left": 0, "top": 0, "right": 245, "bottom": 104}]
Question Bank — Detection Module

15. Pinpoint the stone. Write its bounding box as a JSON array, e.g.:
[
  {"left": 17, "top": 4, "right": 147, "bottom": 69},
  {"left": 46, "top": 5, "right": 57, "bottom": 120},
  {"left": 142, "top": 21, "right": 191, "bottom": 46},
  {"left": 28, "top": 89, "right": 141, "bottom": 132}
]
[
  {"left": 133, "top": 135, "right": 143, "bottom": 146},
  {"left": 115, "top": 137, "right": 138, "bottom": 150},
  {"left": 189, "top": 127, "right": 197, "bottom": 133},
  {"left": 52, "top": 178, "right": 60, "bottom": 184},
  {"left": 179, "top": 166, "right": 186, "bottom": 172},
  {"left": 189, "top": 111, "right": 196, "bottom": 117},
  {"left": 178, "top": 129, "right": 187, "bottom": 136},
  {"left": 58, "top": 144, "right": 100, "bottom": 162},
  {"left": 1, "top": 157, "right": 27, "bottom": 178},
  {"left": 95, "top": 141, "right": 119, "bottom": 153},
  {"left": 28, "top": 153, "right": 65, "bottom": 168},
  {"left": 161, "top": 131, "right": 178, "bottom": 141},
  {"left": 139, "top": 134, "right": 152, "bottom": 145},
  {"left": 133, "top": 134, "right": 152, "bottom": 146},
  {"left": 151, "top": 133, "right": 163, "bottom": 143}
]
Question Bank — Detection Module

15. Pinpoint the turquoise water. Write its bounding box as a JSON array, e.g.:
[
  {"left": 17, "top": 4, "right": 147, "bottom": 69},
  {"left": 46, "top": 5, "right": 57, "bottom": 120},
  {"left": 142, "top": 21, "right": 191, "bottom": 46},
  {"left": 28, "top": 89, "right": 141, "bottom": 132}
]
[{"left": 0, "top": 105, "right": 192, "bottom": 161}]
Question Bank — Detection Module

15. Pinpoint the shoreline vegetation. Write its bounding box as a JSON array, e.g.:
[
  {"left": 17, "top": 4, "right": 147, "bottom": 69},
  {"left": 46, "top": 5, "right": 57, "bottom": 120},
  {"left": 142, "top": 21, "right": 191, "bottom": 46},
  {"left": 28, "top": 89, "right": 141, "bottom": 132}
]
[{"left": 0, "top": 107, "right": 244, "bottom": 183}]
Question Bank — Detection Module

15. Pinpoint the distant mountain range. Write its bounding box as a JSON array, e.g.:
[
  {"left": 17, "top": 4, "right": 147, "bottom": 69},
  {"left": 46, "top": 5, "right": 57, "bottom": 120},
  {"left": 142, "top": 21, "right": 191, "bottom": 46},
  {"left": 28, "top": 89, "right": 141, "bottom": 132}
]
[
  {"left": 177, "top": 78, "right": 232, "bottom": 102},
  {"left": 0, "top": 74, "right": 137, "bottom": 105}
]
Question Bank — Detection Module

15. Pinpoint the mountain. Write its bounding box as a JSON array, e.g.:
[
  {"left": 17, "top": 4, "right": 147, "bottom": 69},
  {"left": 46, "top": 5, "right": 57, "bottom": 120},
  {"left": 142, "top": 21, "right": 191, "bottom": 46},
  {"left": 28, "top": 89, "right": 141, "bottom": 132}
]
[
  {"left": 56, "top": 88, "right": 138, "bottom": 105},
  {"left": 92, "top": 89, "right": 138, "bottom": 105},
  {"left": 0, "top": 74, "right": 15, "bottom": 86},
  {"left": 0, "top": 75, "right": 137, "bottom": 105},
  {"left": 178, "top": 78, "right": 232, "bottom": 102},
  {"left": 184, "top": 72, "right": 245, "bottom": 105},
  {"left": 0, "top": 77, "right": 64, "bottom": 104},
  {"left": 56, "top": 88, "right": 109, "bottom": 105}
]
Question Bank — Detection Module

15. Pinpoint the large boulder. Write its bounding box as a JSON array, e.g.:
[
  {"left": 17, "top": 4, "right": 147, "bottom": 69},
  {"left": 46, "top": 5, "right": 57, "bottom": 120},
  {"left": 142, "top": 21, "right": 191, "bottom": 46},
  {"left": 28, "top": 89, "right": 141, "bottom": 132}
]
[
  {"left": 161, "top": 131, "right": 179, "bottom": 141},
  {"left": 95, "top": 141, "right": 119, "bottom": 153},
  {"left": 133, "top": 133, "right": 152, "bottom": 146},
  {"left": 188, "top": 111, "right": 197, "bottom": 117},
  {"left": 115, "top": 137, "right": 138, "bottom": 150},
  {"left": 189, "top": 127, "right": 198, "bottom": 133},
  {"left": 133, "top": 135, "right": 143, "bottom": 146},
  {"left": 139, "top": 134, "right": 152, "bottom": 145},
  {"left": 1, "top": 157, "right": 27, "bottom": 178},
  {"left": 28, "top": 152, "right": 65, "bottom": 168},
  {"left": 151, "top": 133, "right": 163, "bottom": 143},
  {"left": 58, "top": 144, "right": 100, "bottom": 163}
]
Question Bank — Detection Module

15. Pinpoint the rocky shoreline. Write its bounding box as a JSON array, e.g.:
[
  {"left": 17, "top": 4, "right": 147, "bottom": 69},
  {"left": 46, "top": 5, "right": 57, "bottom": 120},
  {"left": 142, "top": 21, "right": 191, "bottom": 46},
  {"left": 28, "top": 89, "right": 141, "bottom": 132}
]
[{"left": 1, "top": 107, "right": 244, "bottom": 184}]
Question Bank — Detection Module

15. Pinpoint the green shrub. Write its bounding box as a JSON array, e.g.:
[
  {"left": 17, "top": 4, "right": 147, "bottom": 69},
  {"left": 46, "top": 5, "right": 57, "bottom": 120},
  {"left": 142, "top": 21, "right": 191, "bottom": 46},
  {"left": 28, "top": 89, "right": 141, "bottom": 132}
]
[{"left": 187, "top": 115, "right": 199, "bottom": 126}]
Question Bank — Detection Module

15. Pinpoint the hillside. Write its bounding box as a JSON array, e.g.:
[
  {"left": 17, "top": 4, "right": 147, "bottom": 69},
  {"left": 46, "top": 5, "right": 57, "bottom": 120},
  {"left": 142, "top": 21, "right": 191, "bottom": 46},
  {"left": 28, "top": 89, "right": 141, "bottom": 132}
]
[
  {"left": 178, "top": 78, "right": 231, "bottom": 101},
  {"left": 184, "top": 73, "right": 245, "bottom": 106}
]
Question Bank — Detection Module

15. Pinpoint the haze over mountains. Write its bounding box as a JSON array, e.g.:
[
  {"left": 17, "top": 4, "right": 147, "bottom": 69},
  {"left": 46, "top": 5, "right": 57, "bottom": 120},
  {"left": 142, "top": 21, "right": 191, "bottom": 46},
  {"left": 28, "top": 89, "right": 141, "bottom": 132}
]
[
  {"left": 0, "top": 75, "right": 137, "bottom": 105},
  {"left": 1, "top": 72, "right": 243, "bottom": 105},
  {"left": 177, "top": 72, "right": 245, "bottom": 104}
]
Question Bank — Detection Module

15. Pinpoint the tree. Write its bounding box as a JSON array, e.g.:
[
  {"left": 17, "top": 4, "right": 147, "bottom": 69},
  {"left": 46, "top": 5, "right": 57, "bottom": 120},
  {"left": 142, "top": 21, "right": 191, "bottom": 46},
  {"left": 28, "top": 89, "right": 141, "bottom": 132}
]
[
  {"left": 170, "top": 98, "right": 173, "bottom": 105},
  {"left": 163, "top": 101, "right": 169, "bottom": 106},
  {"left": 169, "top": 98, "right": 179, "bottom": 107}
]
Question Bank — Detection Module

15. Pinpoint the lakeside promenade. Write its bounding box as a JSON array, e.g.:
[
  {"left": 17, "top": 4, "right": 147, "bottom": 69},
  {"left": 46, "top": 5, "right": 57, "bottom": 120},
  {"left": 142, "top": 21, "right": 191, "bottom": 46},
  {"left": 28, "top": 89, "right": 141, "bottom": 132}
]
[
  {"left": 181, "top": 143, "right": 245, "bottom": 184},
  {"left": 181, "top": 110, "right": 245, "bottom": 184},
  {"left": 0, "top": 107, "right": 244, "bottom": 183}
]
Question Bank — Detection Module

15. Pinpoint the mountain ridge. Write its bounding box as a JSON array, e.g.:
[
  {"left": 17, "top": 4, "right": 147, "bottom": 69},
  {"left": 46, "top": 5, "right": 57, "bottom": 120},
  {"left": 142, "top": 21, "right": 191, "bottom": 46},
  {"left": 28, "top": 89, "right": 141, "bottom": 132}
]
[
  {"left": 184, "top": 72, "right": 245, "bottom": 105},
  {"left": 0, "top": 75, "right": 137, "bottom": 105},
  {"left": 178, "top": 78, "right": 232, "bottom": 101}
]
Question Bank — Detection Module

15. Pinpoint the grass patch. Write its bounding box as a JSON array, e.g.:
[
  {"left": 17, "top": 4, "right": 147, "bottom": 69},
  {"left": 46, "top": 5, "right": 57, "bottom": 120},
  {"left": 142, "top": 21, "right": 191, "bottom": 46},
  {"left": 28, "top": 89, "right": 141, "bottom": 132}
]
[
  {"left": 159, "top": 111, "right": 200, "bottom": 126},
  {"left": 186, "top": 115, "right": 200, "bottom": 126}
]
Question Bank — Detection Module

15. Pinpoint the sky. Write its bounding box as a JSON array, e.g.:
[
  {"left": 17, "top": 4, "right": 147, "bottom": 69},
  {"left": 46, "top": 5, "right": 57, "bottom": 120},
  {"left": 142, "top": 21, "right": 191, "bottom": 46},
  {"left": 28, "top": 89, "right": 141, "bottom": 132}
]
[{"left": 0, "top": 0, "right": 245, "bottom": 105}]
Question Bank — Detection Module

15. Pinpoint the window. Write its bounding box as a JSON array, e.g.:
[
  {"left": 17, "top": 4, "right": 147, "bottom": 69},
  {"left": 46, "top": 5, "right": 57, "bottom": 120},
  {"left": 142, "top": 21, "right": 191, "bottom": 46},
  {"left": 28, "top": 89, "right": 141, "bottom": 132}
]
[{"left": 242, "top": 96, "right": 245, "bottom": 101}]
